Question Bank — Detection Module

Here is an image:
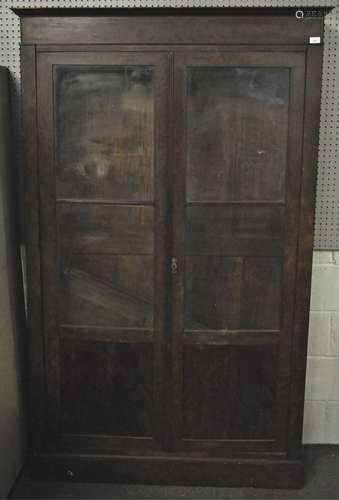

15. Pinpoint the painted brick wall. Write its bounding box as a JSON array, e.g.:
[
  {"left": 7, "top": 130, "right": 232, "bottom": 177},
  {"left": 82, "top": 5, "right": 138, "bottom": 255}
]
[{"left": 303, "top": 251, "right": 339, "bottom": 443}]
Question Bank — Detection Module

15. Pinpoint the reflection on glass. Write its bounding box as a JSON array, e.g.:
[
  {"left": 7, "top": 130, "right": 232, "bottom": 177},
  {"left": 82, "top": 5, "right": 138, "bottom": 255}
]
[
  {"left": 186, "top": 206, "right": 284, "bottom": 257},
  {"left": 56, "top": 66, "right": 154, "bottom": 201},
  {"left": 59, "top": 254, "right": 154, "bottom": 328},
  {"left": 187, "top": 67, "right": 289, "bottom": 202},
  {"left": 58, "top": 204, "right": 154, "bottom": 255},
  {"left": 185, "top": 256, "right": 281, "bottom": 330},
  {"left": 58, "top": 204, "right": 154, "bottom": 328}
]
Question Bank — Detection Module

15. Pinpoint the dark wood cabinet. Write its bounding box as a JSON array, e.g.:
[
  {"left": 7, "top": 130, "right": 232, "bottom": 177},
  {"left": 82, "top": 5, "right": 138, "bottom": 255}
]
[{"left": 16, "top": 7, "right": 332, "bottom": 488}]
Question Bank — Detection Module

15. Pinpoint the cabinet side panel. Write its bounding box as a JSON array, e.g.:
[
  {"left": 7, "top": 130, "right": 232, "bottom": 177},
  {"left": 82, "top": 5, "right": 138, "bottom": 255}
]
[
  {"left": 288, "top": 44, "right": 323, "bottom": 457},
  {"left": 21, "top": 44, "right": 45, "bottom": 451}
]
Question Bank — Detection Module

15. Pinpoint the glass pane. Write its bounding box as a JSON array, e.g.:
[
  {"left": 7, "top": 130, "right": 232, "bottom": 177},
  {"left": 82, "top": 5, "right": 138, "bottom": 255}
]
[
  {"left": 59, "top": 254, "right": 153, "bottom": 328},
  {"left": 58, "top": 204, "right": 153, "bottom": 255},
  {"left": 58, "top": 204, "right": 154, "bottom": 328},
  {"left": 185, "top": 256, "right": 281, "bottom": 330},
  {"left": 186, "top": 206, "right": 284, "bottom": 257},
  {"left": 185, "top": 190, "right": 284, "bottom": 331},
  {"left": 187, "top": 67, "right": 289, "bottom": 202},
  {"left": 55, "top": 66, "right": 154, "bottom": 201}
]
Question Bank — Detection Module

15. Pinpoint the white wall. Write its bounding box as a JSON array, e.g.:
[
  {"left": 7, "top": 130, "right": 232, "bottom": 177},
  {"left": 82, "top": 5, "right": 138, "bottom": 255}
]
[
  {"left": 303, "top": 251, "right": 339, "bottom": 443},
  {"left": 0, "top": 67, "right": 24, "bottom": 499}
]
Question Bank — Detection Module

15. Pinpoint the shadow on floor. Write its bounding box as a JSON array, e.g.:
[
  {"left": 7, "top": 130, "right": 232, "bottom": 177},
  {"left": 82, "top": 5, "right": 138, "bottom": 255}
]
[{"left": 9, "top": 445, "right": 339, "bottom": 500}]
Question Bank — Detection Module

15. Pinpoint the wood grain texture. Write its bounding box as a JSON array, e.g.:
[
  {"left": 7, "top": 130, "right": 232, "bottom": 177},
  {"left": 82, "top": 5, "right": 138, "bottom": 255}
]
[
  {"left": 18, "top": 11, "right": 324, "bottom": 46},
  {"left": 182, "top": 345, "right": 277, "bottom": 440},
  {"left": 287, "top": 45, "right": 324, "bottom": 458},
  {"left": 60, "top": 338, "right": 154, "bottom": 437},
  {"left": 29, "top": 453, "right": 304, "bottom": 489},
  {"left": 60, "top": 326, "right": 154, "bottom": 344},
  {"left": 183, "top": 331, "right": 279, "bottom": 346},
  {"left": 20, "top": 45, "right": 46, "bottom": 451}
]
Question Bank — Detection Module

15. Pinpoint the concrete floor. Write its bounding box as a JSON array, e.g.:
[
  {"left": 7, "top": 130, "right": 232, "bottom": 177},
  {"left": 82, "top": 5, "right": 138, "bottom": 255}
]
[{"left": 9, "top": 445, "right": 339, "bottom": 499}]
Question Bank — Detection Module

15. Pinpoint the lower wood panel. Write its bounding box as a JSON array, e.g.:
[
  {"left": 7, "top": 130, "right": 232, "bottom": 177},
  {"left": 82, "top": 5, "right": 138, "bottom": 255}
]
[
  {"left": 182, "top": 345, "right": 277, "bottom": 440},
  {"left": 29, "top": 453, "right": 304, "bottom": 489},
  {"left": 60, "top": 338, "right": 154, "bottom": 438}
]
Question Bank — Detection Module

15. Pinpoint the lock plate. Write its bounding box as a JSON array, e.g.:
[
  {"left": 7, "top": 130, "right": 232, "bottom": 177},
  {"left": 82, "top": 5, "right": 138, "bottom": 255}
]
[{"left": 171, "top": 258, "right": 178, "bottom": 275}]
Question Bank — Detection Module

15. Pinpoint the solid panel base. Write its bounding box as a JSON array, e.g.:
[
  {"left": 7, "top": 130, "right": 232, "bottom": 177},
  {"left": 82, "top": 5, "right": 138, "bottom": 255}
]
[{"left": 29, "top": 453, "right": 304, "bottom": 489}]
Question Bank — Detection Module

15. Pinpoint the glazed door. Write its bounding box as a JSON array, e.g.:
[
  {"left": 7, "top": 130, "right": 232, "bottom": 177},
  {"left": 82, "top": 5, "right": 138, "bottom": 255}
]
[
  {"left": 36, "top": 51, "right": 169, "bottom": 452},
  {"left": 171, "top": 51, "right": 306, "bottom": 454}
]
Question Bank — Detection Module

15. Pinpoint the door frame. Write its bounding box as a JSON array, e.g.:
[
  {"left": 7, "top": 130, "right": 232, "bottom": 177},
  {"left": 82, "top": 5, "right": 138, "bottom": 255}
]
[
  {"left": 170, "top": 49, "right": 306, "bottom": 454},
  {"left": 35, "top": 50, "right": 171, "bottom": 453}
]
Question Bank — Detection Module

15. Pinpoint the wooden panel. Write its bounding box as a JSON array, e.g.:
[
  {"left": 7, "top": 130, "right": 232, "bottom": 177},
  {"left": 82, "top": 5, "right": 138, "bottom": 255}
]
[
  {"left": 35, "top": 50, "right": 169, "bottom": 449},
  {"left": 60, "top": 338, "right": 154, "bottom": 437},
  {"left": 57, "top": 203, "right": 153, "bottom": 255},
  {"left": 186, "top": 205, "right": 284, "bottom": 257},
  {"left": 288, "top": 45, "right": 324, "bottom": 456},
  {"left": 187, "top": 67, "right": 289, "bottom": 202},
  {"left": 184, "top": 331, "right": 279, "bottom": 346},
  {"left": 18, "top": 7, "right": 325, "bottom": 486},
  {"left": 182, "top": 345, "right": 277, "bottom": 440},
  {"left": 17, "top": 11, "right": 324, "bottom": 46},
  {"left": 20, "top": 45, "right": 46, "bottom": 451},
  {"left": 29, "top": 453, "right": 304, "bottom": 489},
  {"left": 55, "top": 66, "right": 154, "bottom": 202},
  {"left": 185, "top": 257, "right": 281, "bottom": 330},
  {"left": 60, "top": 326, "right": 154, "bottom": 344},
  {"left": 59, "top": 254, "right": 153, "bottom": 328},
  {"left": 172, "top": 50, "right": 306, "bottom": 455}
]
